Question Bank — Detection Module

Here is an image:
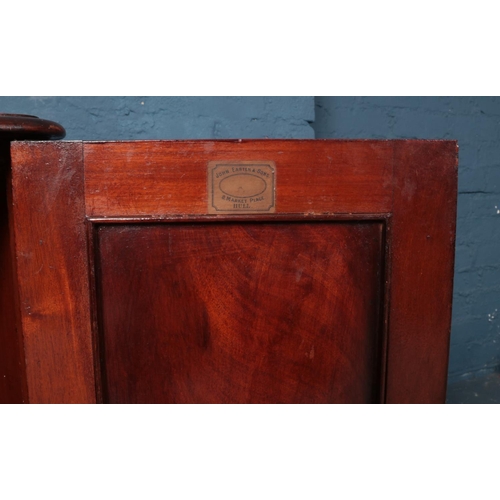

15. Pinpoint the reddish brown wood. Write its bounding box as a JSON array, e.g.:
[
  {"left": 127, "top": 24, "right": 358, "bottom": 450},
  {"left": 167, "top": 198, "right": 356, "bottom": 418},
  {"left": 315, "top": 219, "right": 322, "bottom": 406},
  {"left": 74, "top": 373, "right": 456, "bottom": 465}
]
[
  {"left": 84, "top": 140, "right": 393, "bottom": 217},
  {"left": 385, "top": 141, "right": 458, "bottom": 403},
  {"left": 0, "top": 114, "right": 66, "bottom": 403},
  {"left": 9, "top": 142, "right": 95, "bottom": 403},
  {"left": 3, "top": 138, "right": 457, "bottom": 404},
  {"left": 97, "top": 222, "right": 384, "bottom": 403},
  {"left": 0, "top": 142, "right": 28, "bottom": 403},
  {"left": 0, "top": 114, "right": 65, "bottom": 141}
]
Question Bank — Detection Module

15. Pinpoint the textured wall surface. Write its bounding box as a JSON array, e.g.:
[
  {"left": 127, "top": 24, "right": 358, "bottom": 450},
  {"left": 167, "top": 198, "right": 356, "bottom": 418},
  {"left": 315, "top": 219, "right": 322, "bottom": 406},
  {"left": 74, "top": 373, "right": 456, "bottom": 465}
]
[
  {"left": 0, "top": 96, "right": 315, "bottom": 140},
  {"left": 314, "top": 97, "right": 500, "bottom": 387}
]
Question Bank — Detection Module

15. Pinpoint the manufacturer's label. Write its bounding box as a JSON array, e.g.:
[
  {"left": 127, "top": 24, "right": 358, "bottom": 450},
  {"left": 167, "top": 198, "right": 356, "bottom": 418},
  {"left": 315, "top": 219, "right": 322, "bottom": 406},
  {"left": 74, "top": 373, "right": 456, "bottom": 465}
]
[{"left": 207, "top": 161, "right": 276, "bottom": 214}]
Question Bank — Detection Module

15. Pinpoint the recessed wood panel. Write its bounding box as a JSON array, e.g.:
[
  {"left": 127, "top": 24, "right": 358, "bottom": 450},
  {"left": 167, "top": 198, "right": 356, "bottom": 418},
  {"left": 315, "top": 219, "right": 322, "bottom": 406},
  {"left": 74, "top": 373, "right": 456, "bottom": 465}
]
[{"left": 97, "top": 221, "right": 384, "bottom": 404}]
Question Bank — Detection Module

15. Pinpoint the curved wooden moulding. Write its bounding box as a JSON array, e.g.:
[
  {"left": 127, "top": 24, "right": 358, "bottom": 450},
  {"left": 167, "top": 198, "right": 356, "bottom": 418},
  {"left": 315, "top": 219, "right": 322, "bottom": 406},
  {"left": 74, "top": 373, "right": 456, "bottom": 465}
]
[{"left": 0, "top": 113, "right": 66, "bottom": 141}]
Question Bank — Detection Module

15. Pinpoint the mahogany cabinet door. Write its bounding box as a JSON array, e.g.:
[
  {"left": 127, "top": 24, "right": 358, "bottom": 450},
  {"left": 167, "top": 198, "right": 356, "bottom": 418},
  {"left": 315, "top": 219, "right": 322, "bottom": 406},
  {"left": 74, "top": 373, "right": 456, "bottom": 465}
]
[{"left": 8, "top": 140, "right": 458, "bottom": 404}]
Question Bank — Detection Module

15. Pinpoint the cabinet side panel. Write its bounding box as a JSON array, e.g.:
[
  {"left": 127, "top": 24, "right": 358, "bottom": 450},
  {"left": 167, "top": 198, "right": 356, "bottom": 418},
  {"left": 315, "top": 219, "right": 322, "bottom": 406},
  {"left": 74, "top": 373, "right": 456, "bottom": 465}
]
[
  {"left": 10, "top": 142, "right": 96, "bottom": 403},
  {"left": 386, "top": 141, "right": 458, "bottom": 403},
  {"left": 0, "top": 142, "right": 27, "bottom": 403}
]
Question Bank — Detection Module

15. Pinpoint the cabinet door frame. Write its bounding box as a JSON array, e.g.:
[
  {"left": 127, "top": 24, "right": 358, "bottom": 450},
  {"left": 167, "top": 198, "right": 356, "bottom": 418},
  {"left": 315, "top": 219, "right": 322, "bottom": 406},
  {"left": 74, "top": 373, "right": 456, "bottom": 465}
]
[{"left": 9, "top": 139, "right": 458, "bottom": 403}]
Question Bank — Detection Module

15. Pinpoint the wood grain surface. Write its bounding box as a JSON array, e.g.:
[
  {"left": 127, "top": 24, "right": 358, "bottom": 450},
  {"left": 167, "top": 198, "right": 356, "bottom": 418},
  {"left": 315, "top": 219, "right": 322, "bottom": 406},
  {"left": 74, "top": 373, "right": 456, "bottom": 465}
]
[
  {"left": 84, "top": 140, "right": 393, "bottom": 217},
  {"left": 97, "top": 222, "right": 384, "bottom": 403},
  {"left": 9, "top": 142, "right": 95, "bottom": 403},
  {"left": 2, "top": 139, "right": 457, "bottom": 404},
  {"left": 0, "top": 114, "right": 66, "bottom": 141},
  {"left": 385, "top": 141, "right": 458, "bottom": 403}
]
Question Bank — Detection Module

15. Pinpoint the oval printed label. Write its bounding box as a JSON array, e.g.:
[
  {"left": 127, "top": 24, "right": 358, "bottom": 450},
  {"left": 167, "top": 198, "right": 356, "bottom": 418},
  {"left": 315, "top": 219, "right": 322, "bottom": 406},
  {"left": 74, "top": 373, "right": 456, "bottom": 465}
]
[{"left": 208, "top": 161, "right": 275, "bottom": 214}]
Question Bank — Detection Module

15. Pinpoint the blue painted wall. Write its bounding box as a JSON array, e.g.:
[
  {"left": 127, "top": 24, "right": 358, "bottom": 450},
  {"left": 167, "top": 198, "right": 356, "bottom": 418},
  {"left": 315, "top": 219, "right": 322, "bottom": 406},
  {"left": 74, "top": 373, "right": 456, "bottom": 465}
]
[
  {"left": 0, "top": 97, "right": 315, "bottom": 140},
  {"left": 314, "top": 97, "right": 500, "bottom": 385}
]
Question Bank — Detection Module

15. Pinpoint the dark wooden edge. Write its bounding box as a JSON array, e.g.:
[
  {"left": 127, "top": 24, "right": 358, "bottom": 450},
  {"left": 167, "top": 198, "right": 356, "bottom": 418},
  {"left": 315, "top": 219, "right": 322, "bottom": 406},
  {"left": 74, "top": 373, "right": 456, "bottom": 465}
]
[
  {"left": 0, "top": 141, "right": 29, "bottom": 403},
  {"left": 0, "top": 114, "right": 65, "bottom": 141},
  {"left": 378, "top": 217, "right": 392, "bottom": 404},
  {"left": 385, "top": 141, "right": 458, "bottom": 404},
  {"left": 87, "top": 221, "right": 106, "bottom": 404},
  {"left": 81, "top": 138, "right": 455, "bottom": 145},
  {"left": 87, "top": 213, "right": 392, "bottom": 224}
]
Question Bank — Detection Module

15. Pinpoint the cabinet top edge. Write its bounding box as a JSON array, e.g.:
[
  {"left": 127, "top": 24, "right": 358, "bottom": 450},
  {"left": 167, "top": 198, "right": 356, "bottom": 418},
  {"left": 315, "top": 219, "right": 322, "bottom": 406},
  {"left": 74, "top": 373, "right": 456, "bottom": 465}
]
[{"left": 10, "top": 138, "right": 459, "bottom": 146}]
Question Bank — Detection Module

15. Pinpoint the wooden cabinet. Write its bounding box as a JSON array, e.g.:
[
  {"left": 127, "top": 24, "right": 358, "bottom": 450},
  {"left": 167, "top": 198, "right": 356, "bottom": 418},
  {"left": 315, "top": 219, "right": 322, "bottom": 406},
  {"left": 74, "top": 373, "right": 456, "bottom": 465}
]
[{"left": 0, "top": 115, "right": 458, "bottom": 403}]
